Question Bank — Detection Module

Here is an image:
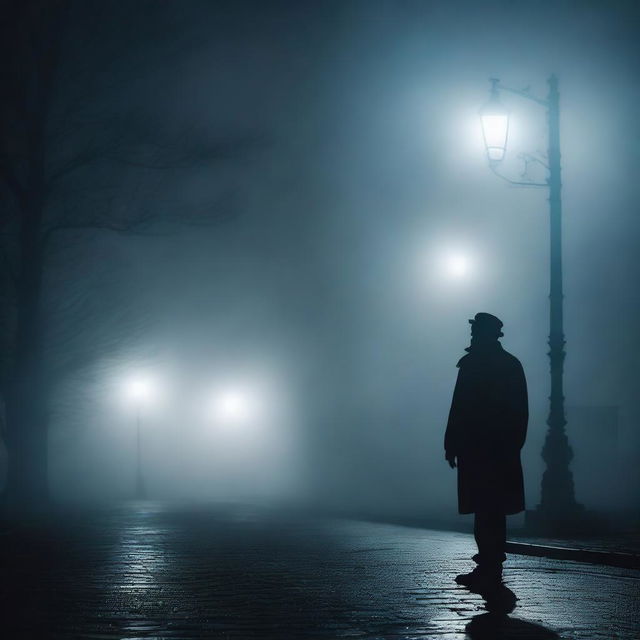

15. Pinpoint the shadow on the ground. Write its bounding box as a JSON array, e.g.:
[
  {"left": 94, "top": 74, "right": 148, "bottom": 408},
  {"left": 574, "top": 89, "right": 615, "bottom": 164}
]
[
  {"left": 464, "top": 584, "right": 560, "bottom": 640},
  {"left": 466, "top": 613, "right": 560, "bottom": 640}
]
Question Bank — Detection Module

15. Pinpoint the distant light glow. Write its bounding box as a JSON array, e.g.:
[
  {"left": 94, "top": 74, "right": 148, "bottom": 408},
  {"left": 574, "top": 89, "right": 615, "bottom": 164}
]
[
  {"left": 127, "top": 378, "right": 154, "bottom": 403},
  {"left": 209, "top": 386, "right": 258, "bottom": 426},
  {"left": 217, "top": 390, "right": 251, "bottom": 421},
  {"left": 445, "top": 253, "right": 470, "bottom": 278},
  {"left": 415, "top": 241, "right": 482, "bottom": 296}
]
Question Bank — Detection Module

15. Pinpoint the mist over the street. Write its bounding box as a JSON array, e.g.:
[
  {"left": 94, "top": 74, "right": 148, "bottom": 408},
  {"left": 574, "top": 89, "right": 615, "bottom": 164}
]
[{"left": 2, "top": 0, "right": 639, "bottom": 522}]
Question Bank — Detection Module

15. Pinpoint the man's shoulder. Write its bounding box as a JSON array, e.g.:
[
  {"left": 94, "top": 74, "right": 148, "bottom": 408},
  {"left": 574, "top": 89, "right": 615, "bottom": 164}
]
[
  {"left": 499, "top": 348, "right": 523, "bottom": 369},
  {"left": 456, "top": 353, "right": 471, "bottom": 368},
  {"left": 457, "top": 346, "right": 522, "bottom": 369}
]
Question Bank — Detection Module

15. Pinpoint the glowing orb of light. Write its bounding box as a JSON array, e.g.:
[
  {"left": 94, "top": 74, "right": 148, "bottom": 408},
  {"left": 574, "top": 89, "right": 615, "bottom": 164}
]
[
  {"left": 126, "top": 377, "right": 154, "bottom": 403},
  {"left": 212, "top": 388, "right": 254, "bottom": 424},
  {"left": 444, "top": 252, "right": 471, "bottom": 279}
]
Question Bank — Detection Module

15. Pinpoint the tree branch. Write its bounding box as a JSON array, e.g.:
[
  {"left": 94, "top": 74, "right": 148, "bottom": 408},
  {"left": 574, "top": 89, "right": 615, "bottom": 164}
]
[
  {"left": 41, "top": 213, "right": 161, "bottom": 250},
  {"left": 48, "top": 147, "right": 111, "bottom": 183}
]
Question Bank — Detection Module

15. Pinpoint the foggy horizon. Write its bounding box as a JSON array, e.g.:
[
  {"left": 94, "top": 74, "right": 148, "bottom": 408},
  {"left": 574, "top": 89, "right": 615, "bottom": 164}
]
[{"left": 2, "top": 0, "right": 639, "bottom": 520}]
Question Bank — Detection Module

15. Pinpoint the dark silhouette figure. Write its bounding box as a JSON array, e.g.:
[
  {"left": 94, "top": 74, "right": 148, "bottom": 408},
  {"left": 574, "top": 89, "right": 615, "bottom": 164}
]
[{"left": 445, "top": 313, "right": 528, "bottom": 587}]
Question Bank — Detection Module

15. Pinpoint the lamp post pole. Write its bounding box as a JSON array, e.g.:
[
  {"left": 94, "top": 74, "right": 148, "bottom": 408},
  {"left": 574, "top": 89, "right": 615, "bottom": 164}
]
[
  {"left": 540, "top": 75, "right": 580, "bottom": 520},
  {"left": 135, "top": 405, "right": 146, "bottom": 499},
  {"left": 481, "top": 75, "right": 584, "bottom": 532}
]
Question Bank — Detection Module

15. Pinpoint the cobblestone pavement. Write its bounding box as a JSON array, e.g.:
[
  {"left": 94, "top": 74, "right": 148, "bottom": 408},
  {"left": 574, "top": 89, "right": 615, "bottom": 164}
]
[{"left": 1, "top": 503, "right": 638, "bottom": 639}]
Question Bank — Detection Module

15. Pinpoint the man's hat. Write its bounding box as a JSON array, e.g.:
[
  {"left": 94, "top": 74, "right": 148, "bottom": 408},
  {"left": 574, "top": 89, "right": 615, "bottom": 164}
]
[{"left": 469, "top": 312, "right": 504, "bottom": 337}]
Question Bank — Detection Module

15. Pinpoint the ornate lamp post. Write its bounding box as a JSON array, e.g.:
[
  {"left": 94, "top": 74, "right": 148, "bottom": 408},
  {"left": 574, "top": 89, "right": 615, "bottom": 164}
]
[
  {"left": 480, "top": 75, "right": 586, "bottom": 533},
  {"left": 127, "top": 378, "right": 154, "bottom": 499}
]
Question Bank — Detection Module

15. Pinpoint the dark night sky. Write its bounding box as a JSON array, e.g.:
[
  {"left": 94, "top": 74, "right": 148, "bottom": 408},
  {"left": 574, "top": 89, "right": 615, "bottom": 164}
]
[{"left": 4, "top": 1, "right": 639, "bottom": 516}]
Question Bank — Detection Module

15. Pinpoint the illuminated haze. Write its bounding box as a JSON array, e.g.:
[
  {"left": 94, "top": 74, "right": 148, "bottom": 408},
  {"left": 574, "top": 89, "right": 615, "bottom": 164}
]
[{"left": 5, "top": 1, "right": 638, "bottom": 523}]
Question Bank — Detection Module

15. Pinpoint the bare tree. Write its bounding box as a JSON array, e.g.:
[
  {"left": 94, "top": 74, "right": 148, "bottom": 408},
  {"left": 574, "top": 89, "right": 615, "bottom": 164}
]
[{"left": 0, "top": 0, "right": 264, "bottom": 513}]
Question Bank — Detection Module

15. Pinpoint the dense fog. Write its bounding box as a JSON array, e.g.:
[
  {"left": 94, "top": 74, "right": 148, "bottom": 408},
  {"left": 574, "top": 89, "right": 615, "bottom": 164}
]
[{"left": 2, "top": 0, "right": 639, "bottom": 523}]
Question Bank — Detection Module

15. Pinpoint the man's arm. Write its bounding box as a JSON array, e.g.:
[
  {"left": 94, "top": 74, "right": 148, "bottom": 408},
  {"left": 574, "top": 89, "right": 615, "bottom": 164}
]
[
  {"left": 504, "top": 358, "right": 528, "bottom": 449},
  {"left": 513, "top": 360, "right": 528, "bottom": 449},
  {"left": 445, "top": 366, "right": 465, "bottom": 467}
]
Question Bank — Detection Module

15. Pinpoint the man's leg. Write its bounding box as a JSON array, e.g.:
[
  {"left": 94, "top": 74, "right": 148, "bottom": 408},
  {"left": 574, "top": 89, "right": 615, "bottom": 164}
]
[
  {"left": 473, "top": 511, "right": 506, "bottom": 579},
  {"left": 456, "top": 511, "right": 506, "bottom": 586}
]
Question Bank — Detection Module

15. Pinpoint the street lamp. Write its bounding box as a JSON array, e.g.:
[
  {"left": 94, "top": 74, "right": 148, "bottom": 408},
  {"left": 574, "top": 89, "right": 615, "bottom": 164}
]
[
  {"left": 480, "top": 78, "right": 509, "bottom": 162},
  {"left": 204, "top": 384, "right": 264, "bottom": 501},
  {"left": 480, "top": 75, "right": 586, "bottom": 534},
  {"left": 127, "top": 377, "right": 154, "bottom": 499}
]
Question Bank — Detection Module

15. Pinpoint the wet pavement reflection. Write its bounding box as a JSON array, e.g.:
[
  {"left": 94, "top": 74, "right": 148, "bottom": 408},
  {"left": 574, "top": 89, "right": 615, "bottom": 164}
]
[{"left": 0, "top": 503, "right": 637, "bottom": 638}]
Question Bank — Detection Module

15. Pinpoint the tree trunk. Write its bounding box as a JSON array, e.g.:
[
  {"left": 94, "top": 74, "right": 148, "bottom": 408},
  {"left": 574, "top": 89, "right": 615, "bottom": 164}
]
[
  {"left": 3, "top": 150, "right": 49, "bottom": 515},
  {"left": 4, "top": 376, "right": 49, "bottom": 514},
  {"left": 1, "top": 2, "right": 68, "bottom": 516}
]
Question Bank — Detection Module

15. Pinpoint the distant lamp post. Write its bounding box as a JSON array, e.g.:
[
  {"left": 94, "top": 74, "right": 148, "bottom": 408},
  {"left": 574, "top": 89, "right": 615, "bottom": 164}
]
[
  {"left": 211, "top": 387, "right": 254, "bottom": 426},
  {"left": 127, "top": 377, "right": 154, "bottom": 499},
  {"left": 206, "top": 385, "right": 261, "bottom": 499},
  {"left": 480, "top": 75, "right": 587, "bottom": 533},
  {"left": 480, "top": 79, "right": 509, "bottom": 162}
]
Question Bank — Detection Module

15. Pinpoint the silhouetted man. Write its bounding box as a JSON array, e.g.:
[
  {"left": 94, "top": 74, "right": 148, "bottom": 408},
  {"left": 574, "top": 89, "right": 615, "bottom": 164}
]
[{"left": 445, "top": 313, "right": 528, "bottom": 588}]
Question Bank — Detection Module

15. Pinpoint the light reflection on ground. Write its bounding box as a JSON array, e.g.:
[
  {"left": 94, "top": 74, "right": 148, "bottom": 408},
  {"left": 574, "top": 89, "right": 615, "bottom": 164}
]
[{"left": 1, "top": 504, "right": 636, "bottom": 638}]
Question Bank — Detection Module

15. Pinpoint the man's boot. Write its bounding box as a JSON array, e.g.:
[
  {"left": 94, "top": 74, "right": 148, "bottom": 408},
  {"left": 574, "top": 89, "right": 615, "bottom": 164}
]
[
  {"left": 455, "top": 563, "right": 502, "bottom": 588},
  {"left": 455, "top": 566, "right": 484, "bottom": 586}
]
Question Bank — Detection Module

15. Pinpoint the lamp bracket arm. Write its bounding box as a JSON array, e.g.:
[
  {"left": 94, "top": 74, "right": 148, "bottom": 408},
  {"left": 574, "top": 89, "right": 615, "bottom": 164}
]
[
  {"left": 497, "top": 83, "right": 549, "bottom": 108},
  {"left": 518, "top": 152, "right": 550, "bottom": 171},
  {"left": 489, "top": 162, "right": 547, "bottom": 188}
]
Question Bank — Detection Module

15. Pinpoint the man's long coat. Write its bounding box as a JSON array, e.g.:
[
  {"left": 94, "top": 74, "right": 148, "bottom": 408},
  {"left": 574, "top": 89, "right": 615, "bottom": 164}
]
[{"left": 445, "top": 343, "right": 528, "bottom": 515}]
